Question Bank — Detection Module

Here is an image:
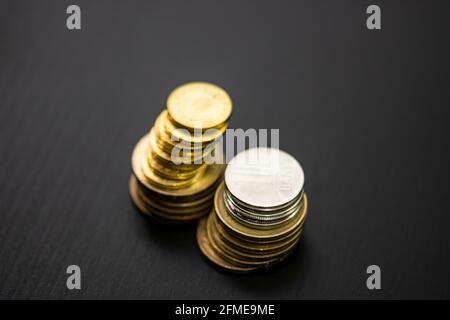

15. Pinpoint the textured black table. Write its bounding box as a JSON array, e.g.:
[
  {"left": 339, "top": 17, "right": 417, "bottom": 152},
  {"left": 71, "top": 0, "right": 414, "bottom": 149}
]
[{"left": 1, "top": 0, "right": 449, "bottom": 299}]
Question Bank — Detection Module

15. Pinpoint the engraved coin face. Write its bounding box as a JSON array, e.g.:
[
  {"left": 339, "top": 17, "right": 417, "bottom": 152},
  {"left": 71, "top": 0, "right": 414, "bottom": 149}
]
[
  {"left": 167, "top": 82, "right": 232, "bottom": 130},
  {"left": 225, "top": 147, "right": 304, "bottom": 208}
]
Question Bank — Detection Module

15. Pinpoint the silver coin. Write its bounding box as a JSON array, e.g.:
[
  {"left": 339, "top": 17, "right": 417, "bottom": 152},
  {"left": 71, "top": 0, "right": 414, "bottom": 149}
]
[
  {"left": 225, "top": 147, "right": 304, "bottom": 208},
  {"left": 224, "top": 187, "right": 302, "bottom": 219},
  {"left": 222, "top": 188, "right": 303, "bottom": 227}
]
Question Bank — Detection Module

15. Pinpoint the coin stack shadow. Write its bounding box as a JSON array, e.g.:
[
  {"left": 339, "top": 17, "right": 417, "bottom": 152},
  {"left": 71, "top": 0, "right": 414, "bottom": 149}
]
[
  {"left": 130, "top": 83, "right": 231, "bottom": 224},
  {"left": 197, "top": 147, "right": 308, "bottom": 272}
]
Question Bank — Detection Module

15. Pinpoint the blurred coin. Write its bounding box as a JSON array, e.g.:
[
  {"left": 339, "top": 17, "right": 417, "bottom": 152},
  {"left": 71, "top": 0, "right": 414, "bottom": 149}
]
[
  {"left": 132, "top": 133, "right": 225, "bottom": 197},
  {"left": 197, "top": 217, "right": 257, "bottom": 273},
  {"left": 167, "top": 82, "right": 232, "bottom": 130}
]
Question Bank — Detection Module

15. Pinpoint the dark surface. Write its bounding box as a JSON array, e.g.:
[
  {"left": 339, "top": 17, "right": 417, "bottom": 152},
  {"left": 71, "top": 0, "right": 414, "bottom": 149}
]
[{"left": 1, "top": 0, "right": 449, "bottom": 299}]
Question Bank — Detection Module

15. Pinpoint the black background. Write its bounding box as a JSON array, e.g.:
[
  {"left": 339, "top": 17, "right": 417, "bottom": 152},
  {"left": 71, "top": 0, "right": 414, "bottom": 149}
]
[{"left": 1, "top": 0, "right": 449, "bottom": 299}]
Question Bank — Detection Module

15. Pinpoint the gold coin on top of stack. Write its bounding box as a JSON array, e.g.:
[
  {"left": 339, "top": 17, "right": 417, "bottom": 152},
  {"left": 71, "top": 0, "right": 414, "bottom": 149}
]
[
  {"left": 130, "top": 82, "right": 232, "bottom": 224},
  {"left": 197, "top": 147, "right": 308, "bottom": 272}
]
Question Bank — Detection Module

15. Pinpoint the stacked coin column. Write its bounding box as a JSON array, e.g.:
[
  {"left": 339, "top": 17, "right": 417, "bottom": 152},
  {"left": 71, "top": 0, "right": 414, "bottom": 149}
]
[
  {"left": 197, "top": 147, "right": 308, "bottom": 272},
  {"left": 130, "top": 82, "right": 232, "bottom": 224}
]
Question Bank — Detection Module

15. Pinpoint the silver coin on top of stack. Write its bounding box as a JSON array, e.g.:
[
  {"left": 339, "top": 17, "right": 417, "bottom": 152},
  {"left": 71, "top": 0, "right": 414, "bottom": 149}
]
[
  {"left": 224, "top": 147, "right": 305, "bottom": 228},
  {"left": 197, "top": 147, "right": 308, "bottom": 272}
]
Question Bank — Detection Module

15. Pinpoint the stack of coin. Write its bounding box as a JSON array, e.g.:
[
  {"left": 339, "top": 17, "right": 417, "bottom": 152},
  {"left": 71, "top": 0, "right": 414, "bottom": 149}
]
[
  {"left": 130, "top": 82, "right": 232, "bottom": 224},
  {"left": 197, "top": 147, "right": 308, "bottom": 272}
]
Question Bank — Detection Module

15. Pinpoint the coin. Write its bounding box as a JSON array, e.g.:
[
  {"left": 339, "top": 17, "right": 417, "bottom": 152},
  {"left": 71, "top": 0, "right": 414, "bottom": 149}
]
[
  {"left": 129, "top": 176, "right": 187, "bottom": 224},
  {"left": 130, "top": 176, "right": 214, "bottom": 223},
  {"left": 167, "top": 82, "right": 232, "bottom": 130},
  {"left": 225, "top": 147, "right": 304, "bottom": 209},
  {"left": 141, "top": 153, "right": 196, "bottom": 190},
  {"left": 215, "top": 182, "right": 308, "bottom": 240},
  {"left": 197, "top": 217, "right": 258, "bottom": 273},
  {"left": 146, "top": 156, "right": 201, "bottom": 181},
  {"left": 208, "top": 214, "right": 302, "bottom": 261},
  {"left": 132, "top": 133, "right": 225, "bottom": 197},
  {"left": 139, "top": 190, "right": 214, "bottom": 215},
  {"left": 164, "top": 110, "right": 227, "bottom": 145},
  {"left": 223, "top": 187, "right": 304, "bottom": 227},
  {"left": 211, "top": 213, "right": 302, "bottom": 252}
]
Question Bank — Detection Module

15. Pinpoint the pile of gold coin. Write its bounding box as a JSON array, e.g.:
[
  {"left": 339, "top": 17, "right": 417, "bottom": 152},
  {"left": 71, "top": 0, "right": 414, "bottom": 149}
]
[
  {"left": 130, "top": 82, "right": 232, "bottom": 224},
  {"left": 197, "top": 147, "right": 308, "bottom": 272}
]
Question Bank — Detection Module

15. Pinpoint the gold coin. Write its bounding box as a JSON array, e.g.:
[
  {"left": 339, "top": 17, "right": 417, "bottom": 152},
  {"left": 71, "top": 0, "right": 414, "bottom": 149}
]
[
  {"left": 141, "top": 187, "right": 216, "bottom": 208},
  {"left": 166, "top": 112, "right": 228, "bottom": 145},
  {"left": 130, "top": 176, "right": 211, "bottom": 222},
  {"left": 154, "top": 111, "right": 208, "bottom": 153},
  {"left": 147, "top": 156, "right": 201, "bottom": 181},
  {"left": 132, "top": 133, "right": 224, "bottom": 197},
  {"left": 136, "top": 173, "right": 221, "bottom": 203},
  {"left": 145, "top": 141, "right": 204, "bottom": 179},
  {"left": 143, "top": 200, "right": 211, "bottom": 221},
  {"left": 214, "top": 182, "right": 308, "bottom": 240},
  {"left": 129, "top": 176, "right": 190, "bottom": 224},
  {"left": 141, "top": 153, "right": 196, "bottom": 190},
  {"left": 139, "top": 191, "right": 214, "bottom": 216},
  {"left": 207, "top": 215, "right": 294, "bottom": 266},
  {"left": 210, "top": 214, "right": 303, "bottom": 255},
  {"left": 148, "top": 127, "right": 187, "bottom": 164},
  {"left": 154, "top": 112, "right": 225, "bottom": 168},
  {"left": 196, "top": 217, "right": 257, "bottom": 273},
  {"left": 167, "top": 82, "right": 232, "bottom": 130},
  {"left": 145, "top": 140, "right": 202, "bottom": 173},
  {"left": 215, "top": 210, "right": 305, "bottom": 245},
  {"left": 211, "top": 211, "right": 303, "bottom": 252},
  {"left": 148, "top": 127, "right": 206, "bottom": 168},
  {"left": 206, "top": 219, "right": 275, "bottom": 268}
]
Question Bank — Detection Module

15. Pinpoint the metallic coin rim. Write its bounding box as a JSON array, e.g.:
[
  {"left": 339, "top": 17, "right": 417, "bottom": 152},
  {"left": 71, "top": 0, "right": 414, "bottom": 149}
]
[
  {"left": 164, "top": 110, "right": 228, "bottom": 144},
  {"left": 224, "top": 203, "right": 301, "bottom": 228},
  {"left": 146, "top": 155, "right": 201, "bottom": 181},
  {"left": 136, "top": 173, "right": 221, "bottom": 202},
  {"left": 135, "top": 185, "right": 214, "bottom": 215},
  {"left": 141, "top": 154, "right": 196, "bottom": 189},
  {"left": 130, "top": 176, "right": 202, "bottom": 224},
  {"left": 223, "top": 188, "right": 304, "bottom": 227},
  {"left": 214, "top": 182, "right": 308, "bottom": 239},
  {"left": 206, "top": 216, "right": 284, "bottom": 267},
  {"left": 145, "top": 191, "right": 215, "bottom": 209},
  {"left": 224, "top": 184, "right": 305, "bottom": 214},
  {"left": 149, "top": 127, "right": 206, "bottom": 165},
  {"left": 132, "top": 133, "right": 224, "bottom": 197},
  {"left": 196, "top": 217, "right": 257, "bottom": 273},
  {"left": 209, "top": 212, "right": 303, "bottom": 261},
  {"left": 212, "top": 211, "right": 304, "bottom": 249},
  {"left": 130, "top": 176, "right": 210, "bottom": 220}
]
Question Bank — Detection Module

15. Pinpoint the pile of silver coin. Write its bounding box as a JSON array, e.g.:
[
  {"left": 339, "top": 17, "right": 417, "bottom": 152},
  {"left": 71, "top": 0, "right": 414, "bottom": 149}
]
[{"left": 223, "top": 148, "right": 305, "bottom": 228}]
